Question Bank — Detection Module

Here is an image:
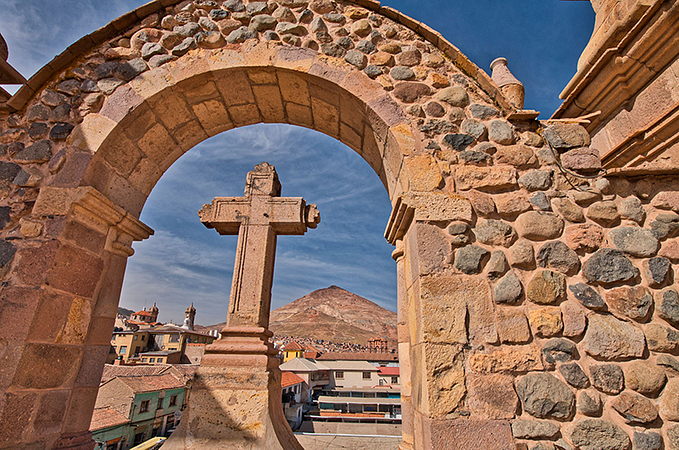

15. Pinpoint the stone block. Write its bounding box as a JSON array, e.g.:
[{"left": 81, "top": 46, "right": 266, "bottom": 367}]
[
  {"left": 527, "top": 307, "right": 563, "bottom": 337},
  {"left": 192, "top": 99, "right": 233, "bottom": 136},
  {"left": 311, "top": 96, "right": 340, "bottom": 137},
  {"left": 466, "top": 373, "right": 518, "bottom": 420},
  {"left": 455, "top": 166, "right": 518, "bottom": 191},
  {"left": 13, "top": 344, "right": 82, "bottom": 389},
  {"left": 469, "top": 345, "right": 544, "bottom": 374},
  {"left": 47, "top": 244, "right": 104, "bottom": 298},
  {"left": 285, "top": 103, "right": 314, "bottom": 128},
  {"left": 12, "top": 241, "right": 60, "bottom": 287},
  {"left": 228, "top": 104, "right": 262, "bottom": 127},
  {"left": 496, "top": 308, "right": 530, "bottom": 344},
  {"left": 403, "top": 154, "right": 443, "bottom": 192}
]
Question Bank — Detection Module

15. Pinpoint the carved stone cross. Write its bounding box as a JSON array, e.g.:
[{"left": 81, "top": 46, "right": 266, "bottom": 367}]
[{"left": 198, "top": 162, "right": 320, "bottom": 329}]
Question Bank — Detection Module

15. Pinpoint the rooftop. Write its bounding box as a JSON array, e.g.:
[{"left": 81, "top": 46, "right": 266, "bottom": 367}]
[
  {"left": 101, "top": 364, "right": 171, "bottom": 383},
  {"left": 282, "top": 341, "right": 304, "bottom": 351},
  {"left": 378, "top": 367, "right": 400, "bottom": 376},
  {"left": 279, "top": 358, "right": 329, "bottom": 372},
  {"left": 316, "top": 352, "right": 398, "bottom": 362},
  {"left": 281, "top": 372, "right": 305, "bottom": 388},
  {"left": 322, "top": 361, "right": 379, "bottom": 371},
  {"left": 89, "top": 407, "right": 130, "bottom": 431},
  {"left": 114, "top": 373, "right": 185, "bottom": 393}
]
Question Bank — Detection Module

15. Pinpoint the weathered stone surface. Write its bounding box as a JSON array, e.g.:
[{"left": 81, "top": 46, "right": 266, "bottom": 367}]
[
  {"left": 559, "top": 362, "right": 590, "bottom": 388},
  {"left": 561, "top": 147, "right": 602, "bottom": 174},
  {"left": 536, "top": 242, "right": 580, "bottom": 275},
  {"left": 455, "top": 166, "right": 518, "bottom": 191},
  {"left": 561, "top": 301, "right": 586, "bottom": 337},
  {"left": 586, "top": 201, "right": 620, "bottom": 227},
  {"left": 657, "top": 288, "right": 679, "bottom": 326},
  {"left": 495, "top": 144, "right": 536, "bottom": 168},
  {"left": 646, "top": 323, "right": 679, "bottom": 353},
  {"left": 651, "top": 191, "right": 679, "bottom": 212},
  {"left": 578, "top": 390, "right": 601, "bottom": 416},
  {"left": 565, "top": 224, "right": 603, "bottom": 253},
  {"left": 530, "top": 192, "right": 552, "bottom": 211},
  {"left": 611, "top": 392, "right": 658, "bottom": 424},
  {"left": 509, "top": 239, "right": 535, "bottom": 268},
  {"left": 660, "top": 239, "right": 679, "bottom": 261},
  {"left": 590, "top": 363, "right": 624, "bottom": 394},
  {"left": 443, "top": 133, "right": 475, "bottom": 151},
  {"left": 466, "top": 373, "right": 519, "bottom": 420},
  {"left": 494, "top": 270, "right": 523, "bottom": 304},
  {"left": 543, "top": 123, "right": 590, "bottom": 150},
  {"left": 582, "top": 249, "right": 639, "bottom": 285},
  {"left": 469, "top": 345, "right": 544, "bottom": 374},
  {"left": 511, "top": 420, "right": 560, "bottom": 440},
  {"left": 494, "top": 193, "right": 531, "bottom": 217},
  {"left": 14, "top": 140, "right": 52, "bottom": 163},
  {"left": 460, "top": 119, "right": 486, "bottom": 140},
  {"left": 542, "top": 338, "right": 576, "bottom": 364},
  {"left": 115, "top": 58, "right": 147, "bottom": 81},
  {"left": 633, "top": 432, "right": 663, "bottom": 450},
  {"left": 625, "top": 360, "right": 666, "bottom": 396},
  {"left": 496, "top": 308, "right": 530, "bottom": 343},
  {"left": 486, "top": 251, "right": 509, "bottom": 278},
  {"left": 516, "top": 373, "right": 574, "bottom": 419},
  {"left": 528, "top": 307, "right": 563, "bottom": 337},
  {"left": 605, "top": 286, "right": 652, "bottom": 321},
  {"left": 420, "top": 275, "right": 496, "bottom": 346},
  {"left": 437, "top": 86, "right": 469, "bottom": 107},
  {"left": 469, "top": 103, "right": 499, "bottom": 119},
  {"left": 619, "top": 196, "right": 645, "bottom": 224},
  {"left": 609, "top": 227, "right": 659, "bottom": 257},
  {"left": 518, "top": 170, "right": 551, "bottom": 191},
  {"left": 393, "top": 82, "right": 430, "bottom": 103},
  {"left": 568, "top": 283, "right": 605, "bottom": 310},
  {"left": 661, "top": 378, "right": 679, "bottom": 421},
  {"left": 552, "top": 197, "right": 585, "bottom": 223},
  {"left": 488, "top": 120, "right": 514, "bottom": 145},
  {"left": 226, "top": 26, "right": 257, "bottom": 44},
  {"left": 516, "top": 212, "right": 564, "bottom": 241},
  {"left": 475, "top": 220, "right": 517, "bottom": 247},
  {"left": 658, "top": 354, "right": 679, "bottom": 373},
  {"left": 570, "top": 419, "right": 630, "bottom": 450},
  {"left": 583, "top": 314, "right": 645, "bottom": 360},
  {"left": 526, "top": 270, "right": 566, "bottom": 305},
  {"left": 643, "top": 257, "right": 670, "bottom": 287},
  {"left": 454, "top": 245, "right": 489, "bottom": 274}
]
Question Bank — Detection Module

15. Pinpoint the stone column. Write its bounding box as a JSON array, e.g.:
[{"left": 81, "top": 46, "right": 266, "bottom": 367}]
[
  {"left": 393, "top": 240, "right": 414, "bottom": 450},
  {"left": 0, "top": 186, "right": 153, "bottom": 450}
]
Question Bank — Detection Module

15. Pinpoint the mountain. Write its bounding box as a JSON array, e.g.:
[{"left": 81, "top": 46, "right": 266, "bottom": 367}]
[
  {"left": 199, "top": 286, "right": 397, "bottom": 346},
  {"left": 117, "top": 307, "right": 134, "bottom": 318}
]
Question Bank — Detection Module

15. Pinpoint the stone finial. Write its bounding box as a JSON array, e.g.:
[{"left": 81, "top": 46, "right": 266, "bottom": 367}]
[
  {"left": 490, "top": 57, "right": 525, "bottom": 109},
  {"left": 245, "top": 162, "right": 282, "bottom": 197}
]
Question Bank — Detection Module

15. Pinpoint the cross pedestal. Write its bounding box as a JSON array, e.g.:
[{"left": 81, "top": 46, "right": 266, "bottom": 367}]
[{"left": 164, "top": 163, "right": 320, "bottom": 450}]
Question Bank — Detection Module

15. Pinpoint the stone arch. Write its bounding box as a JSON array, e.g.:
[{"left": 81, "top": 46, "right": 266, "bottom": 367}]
[{"left": 0, "top": 1, "right": 549, "bottom": 449}]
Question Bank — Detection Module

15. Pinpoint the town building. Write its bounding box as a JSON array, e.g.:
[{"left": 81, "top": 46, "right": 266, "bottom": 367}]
[
  {"left": 281, "top": 372, "right": 305, "bottom": 431},
  {"left": 377, "top": 367, "right": 400, "bottom": 387},
  {"left": 279, "top": 358, "right": 330, "bottom": 403},
  {"left": 91, "top": 373, "right": 187, "bottom": 448}
]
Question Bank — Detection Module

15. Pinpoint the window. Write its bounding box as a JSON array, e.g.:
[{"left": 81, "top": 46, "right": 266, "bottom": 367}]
[
  {"left": 149, "top": 358, "right": 156, "bottom": 363},
  {"left": 335, "top": 371, "right": 344, "bottom": 379},
  {"left": 140, "top": 400, "right": 150, "bottom": 413},
  {"left": 158, "top": 358, "right": 164, "bottom": 363},
  {"left": 142, "top": 358, "right": 148, "bottom": 362},
  {"left": 134, "top": 432, "right": 145, "bottom": 445},
  {"left": 391, "top": 376, "right": 399, "bottom": 384},
  {"left": 169, "top": 335, "right": 180, "bottom": 343},
  {"left": 168, "top": 348, "right": 177, "bottom": 351},
  {"left": 362, "top": 372, "right": 372, "bottom": 380},
  {"left": 142, "top": 335, "right": 146, "bottom": 340},
  {"left": 169, "top": 395, "right": 177, "bottom": 407},
  {"left": 133, "top": 335, "right": 138, "bottom": 341},
  {"left": 157, "top": 398, "right": 163, "bottom": 410},
  {"left": 119, "top": 346, "right": 127, "bottom": 355}
]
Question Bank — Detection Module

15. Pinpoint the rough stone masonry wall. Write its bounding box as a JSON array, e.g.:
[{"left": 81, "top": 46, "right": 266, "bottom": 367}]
[
  {"left": 0, "top": 0, "right": 678, "bottom": 449},
  {"left": 408, "top": 117, "right": 679, "bottom": 450}
]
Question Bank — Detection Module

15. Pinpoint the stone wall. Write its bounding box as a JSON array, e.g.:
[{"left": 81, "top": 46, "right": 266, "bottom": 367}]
[
  {"left": 1, "top": 0, "right": 678, "bottom": 449},
  {"left": 391, "top": 118, "right": 679, "bottom": 449}
]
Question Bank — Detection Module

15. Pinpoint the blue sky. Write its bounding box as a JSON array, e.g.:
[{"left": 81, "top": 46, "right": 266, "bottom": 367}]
[{"left": 1, "top": 1, "right": 594, "bottom": 325}]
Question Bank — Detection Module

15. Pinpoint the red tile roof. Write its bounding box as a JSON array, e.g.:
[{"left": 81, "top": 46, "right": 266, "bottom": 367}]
[
  {"left": 133, "top": 310, "right": 154, "bottom": 316},
  {"left": 90, "top": 407, "right": 130, "bottom": 431},
  {"left": 281, "top": 372, "right": 304, "bottom": 388},
  {"left": 378, "top": 367, "right": 400, "bottom": 376},
  {"left": 283, "top": 341, "right": 304, "bottom": 351},
  {"left": 316, "top": 352, "right": 398, "bottom": 362},
  {"left": 117, "top": 373, "right": 185, "bottom": 393}
]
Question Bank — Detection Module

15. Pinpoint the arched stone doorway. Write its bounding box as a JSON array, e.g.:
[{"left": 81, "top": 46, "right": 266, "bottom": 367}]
[{"left": 0, "top": 0, "right": 538, "bottom": 449}]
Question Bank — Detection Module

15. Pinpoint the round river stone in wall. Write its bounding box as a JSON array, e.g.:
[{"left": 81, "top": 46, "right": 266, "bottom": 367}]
[{"left": 516, "top": 373, "right": 574, "bottom": 419}]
